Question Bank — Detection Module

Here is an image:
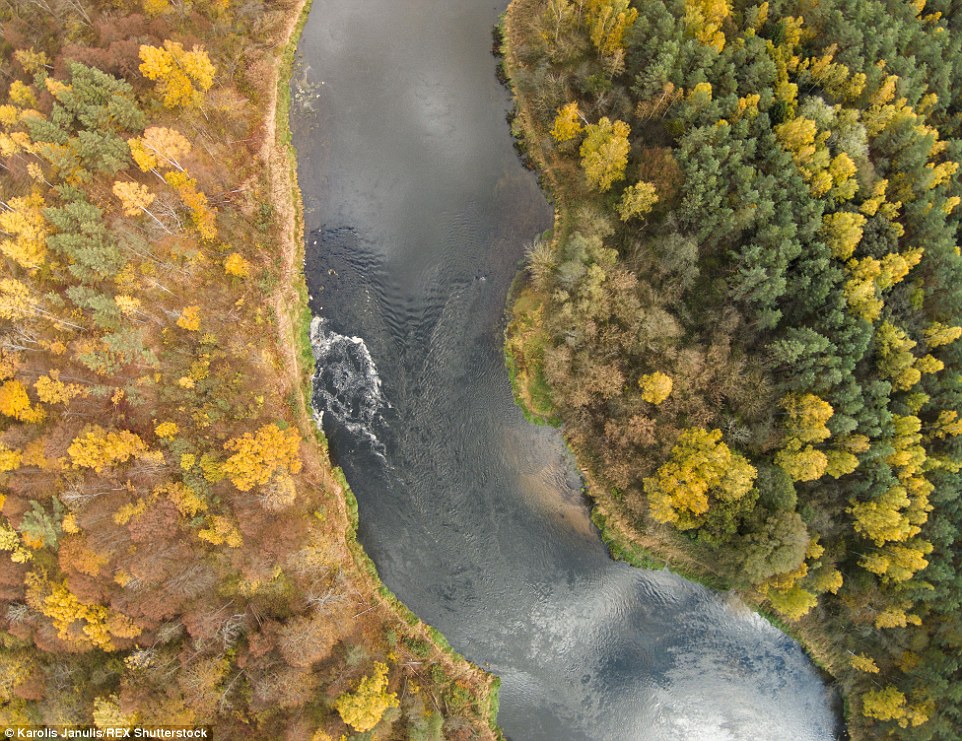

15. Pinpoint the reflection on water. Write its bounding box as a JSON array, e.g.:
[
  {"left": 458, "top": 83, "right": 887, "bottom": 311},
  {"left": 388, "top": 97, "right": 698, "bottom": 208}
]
[{"left": 291, "top": 0, "right": 842, "bottom": 739}]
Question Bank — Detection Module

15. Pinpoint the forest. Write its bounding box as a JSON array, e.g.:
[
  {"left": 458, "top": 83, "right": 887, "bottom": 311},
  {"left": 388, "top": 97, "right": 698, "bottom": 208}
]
[
  {"left": 0, "top": 0, "right": 500, "bottom": 738},
  {"left": 504, "top": 0, "right": 962, "bottom": 737}
]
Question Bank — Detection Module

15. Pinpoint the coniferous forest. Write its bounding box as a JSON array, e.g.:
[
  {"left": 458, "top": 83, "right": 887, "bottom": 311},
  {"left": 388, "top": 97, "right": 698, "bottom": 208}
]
[{"left": 504, "top": 0, "right": 962, "bottom": 737}]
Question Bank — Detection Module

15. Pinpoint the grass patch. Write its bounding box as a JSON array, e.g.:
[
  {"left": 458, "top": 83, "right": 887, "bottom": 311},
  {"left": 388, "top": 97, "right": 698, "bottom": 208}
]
[
  {"left": 504, "top": 279, "right": 560, "bottom": 426},
  {"left": 590, "top": 508, "right": 667, "bottom": 571}
]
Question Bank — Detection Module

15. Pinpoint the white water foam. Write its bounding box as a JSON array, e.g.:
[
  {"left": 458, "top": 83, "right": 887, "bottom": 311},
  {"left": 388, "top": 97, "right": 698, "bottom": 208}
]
[{"left": 310, "top": 316, "right": 389, "bottom": 453}]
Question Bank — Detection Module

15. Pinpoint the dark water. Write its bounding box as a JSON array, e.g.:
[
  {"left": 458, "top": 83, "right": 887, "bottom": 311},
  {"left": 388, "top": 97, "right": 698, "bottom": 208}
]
[{"left": 291, "top": 2, "right": 841, "bottom": 739}]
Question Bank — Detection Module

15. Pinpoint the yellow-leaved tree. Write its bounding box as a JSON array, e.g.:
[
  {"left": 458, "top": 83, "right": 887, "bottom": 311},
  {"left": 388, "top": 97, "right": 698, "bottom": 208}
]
[
  {"left": 164, "top": 172, "right": 218, "bottom": 240},
  {"left": 586, "top": 0, "right": 639, "bottom": 56},
  {"left": 923, "top": 321, "right": 962, "bottom": 348},
  {"left": 34, "top": 371, "right": 86, "bottom": 405},
  {"left": 139, "top": 41, "right": 216, "bottom": 108},
  {"left": 0, "top": 192, "right": 49, "bottom": 270},
  {"left": 176, "top": 305, "right": 201, "bottom": 331},
  {"left": 765, "top": 583, "right": 818, "bottom": 620},
  {"left": 859, "top": 539, "right": 932, "bottom": 583},
  {"left": 643, "top": 427, "right": 756, "bottom": 529},
  {"left": 39, "top": 581, "right": 113, "bottom": 650},
  {"left": 112, "top": 181, "right": 155, "bottom": 217},
  {"left": 684, "top": 0, "right": 731, "bottom": 51},
  {"left": 0, "top": 380, "right": 46, "bottom": 423},
  {"left": 0, "top": 521, "right": 32, "bottom": 562},
  {"left": 0, "top": 442, "right": 23, "bottom": 473},
  {"left": 550, "top": 102, "right": 584, "bottom": 143},
  {"left": 197, "top": 515, "right": 242, "bottom": 548},
  {"left": 580, "top": 117, "right": 631, "bottom": 191},
  {"left": 861, "top": 685, "right": 931, "bottom": 728},
  {"left": 129, "top": 126, "right": 191, "bottom": 174},
  {"left": 774, "top": 393, "right": 834, "bottom": 482},
  {"left": 617, "top": 181, "right": 659, "bottom": 221},
  {"left": 334, "top": 662, "right": 400, "bottom": 733},
  {"left": 222, "top": 423, "right": 303, "bottom": 491},
  {"left": 638, "top": 371, "right": 672, "bottom": 404},
  {"left": 92, "top": 694, "right": 137, "bottom": 729},
  {"left": 67, "top": 426, "right": 149, "bottom": 473},
  {"left": 224, "top": 253, "right": 252, "bottom": 278},
  {"left": 850, "top": 485, "right": 920, "bottom": 545},
  {"left": 0, "top": 279, "right": 33, "bottom": 321},
  {"left": 849, "top": 653, "right": 880, "bottom": 674},
  {"left": 154, "top": 421, "right": 179, "bottom": 439},
  {"left": 875, "top": 321, "right": 922, "bottom": 390},
  {"left": 822, "top": 211, "right": 866, "bottom": 260}
]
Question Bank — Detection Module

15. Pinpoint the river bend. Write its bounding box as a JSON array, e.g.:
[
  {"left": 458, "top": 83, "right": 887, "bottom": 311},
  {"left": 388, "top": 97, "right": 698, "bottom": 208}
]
[{"left": 291, "top": 1, "right": 841, "bottom": 738}]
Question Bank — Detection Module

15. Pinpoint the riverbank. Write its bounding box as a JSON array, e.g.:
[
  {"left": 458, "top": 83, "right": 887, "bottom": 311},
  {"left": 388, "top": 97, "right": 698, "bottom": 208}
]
[
  {"left": 268, "top": 0, "right": 503, "bottom": 734},
  {"left": 500, "top": 0, "right": 849, "bottom": 735}
]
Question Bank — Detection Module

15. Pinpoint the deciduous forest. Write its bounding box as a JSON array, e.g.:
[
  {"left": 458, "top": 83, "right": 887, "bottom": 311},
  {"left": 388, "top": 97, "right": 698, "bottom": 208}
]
[
  {"left": 0, "top": 0, "right": 499, "bottom": 737},
  {"left": 504, "top": 0, "right": 962, "bottom": 737}
]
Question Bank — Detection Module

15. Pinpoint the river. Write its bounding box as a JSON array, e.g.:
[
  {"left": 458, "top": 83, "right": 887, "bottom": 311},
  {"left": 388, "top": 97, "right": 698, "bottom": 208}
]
[{"left": 290, "top": 1, "right": 841, "bottom": 739}]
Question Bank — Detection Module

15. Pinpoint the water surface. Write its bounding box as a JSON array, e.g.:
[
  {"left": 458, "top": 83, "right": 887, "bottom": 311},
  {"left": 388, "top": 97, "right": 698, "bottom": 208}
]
[{"left": 291, "top": 1, "right": 841, "bottom": 738}]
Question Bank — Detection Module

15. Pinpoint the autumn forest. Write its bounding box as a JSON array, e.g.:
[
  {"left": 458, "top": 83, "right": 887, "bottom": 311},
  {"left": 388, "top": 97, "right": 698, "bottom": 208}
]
[
  {"left": 0, "top": 0, "right": 500, "bottom": 738},
  {"left": 505, "top": 0, "right": 962, "bottom": 737},
  {"left": 4, "top": 0, "right": 962, "bottom": 737}
]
